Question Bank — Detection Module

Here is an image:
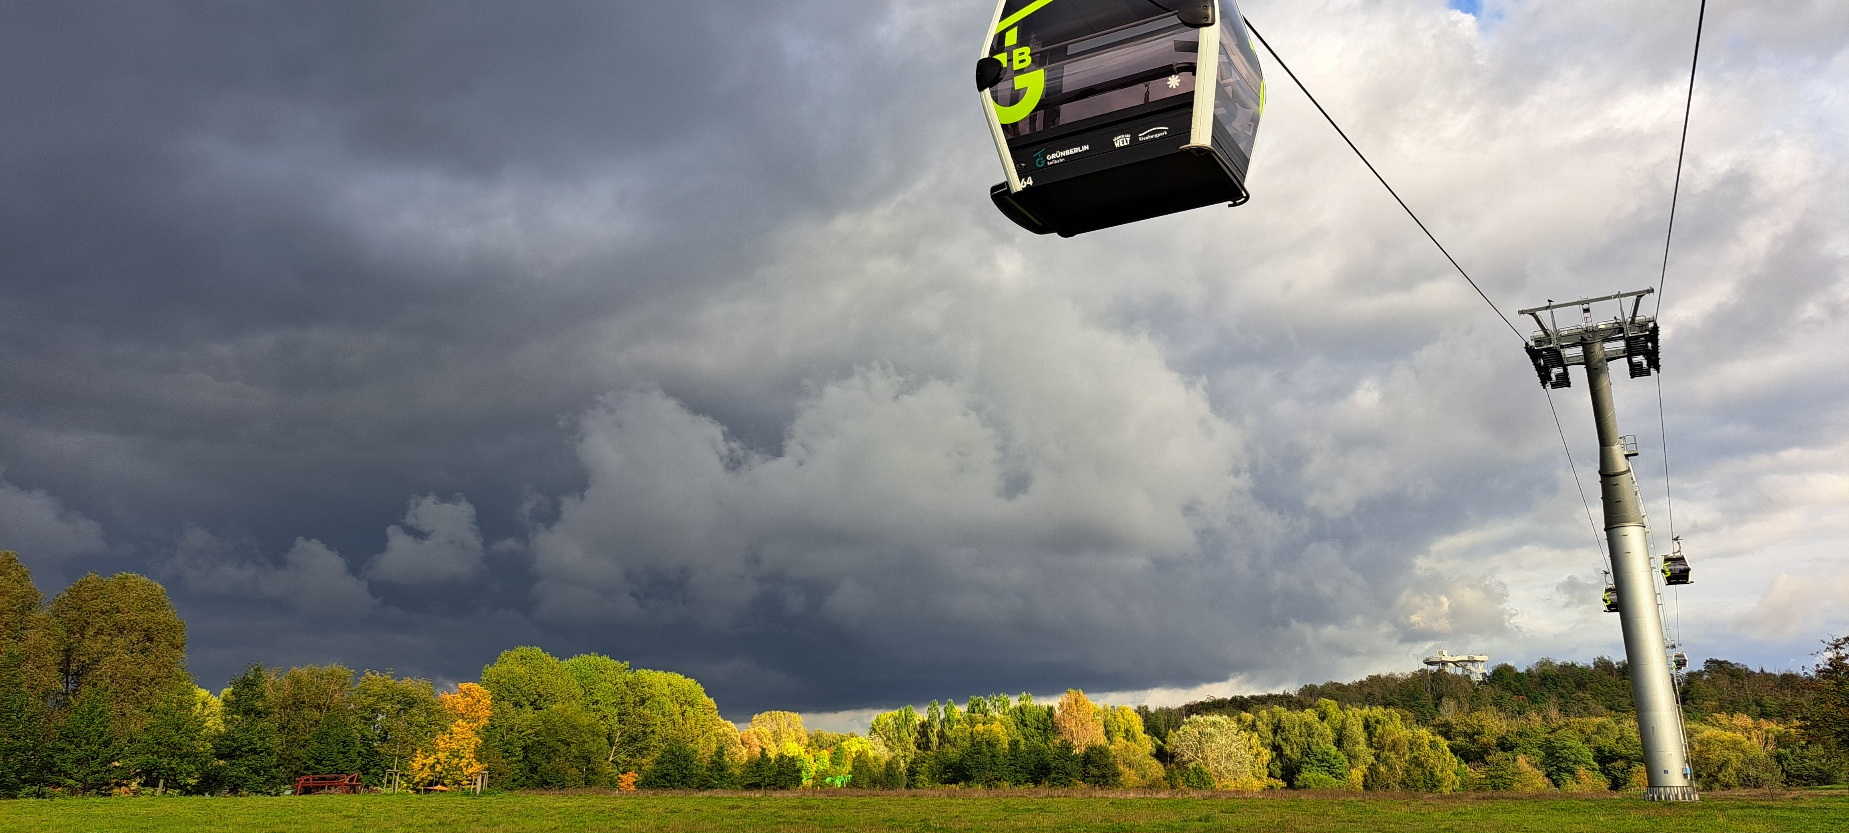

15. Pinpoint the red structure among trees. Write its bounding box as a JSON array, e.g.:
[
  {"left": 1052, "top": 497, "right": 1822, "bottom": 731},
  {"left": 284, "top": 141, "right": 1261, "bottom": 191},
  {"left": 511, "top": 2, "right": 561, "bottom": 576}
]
[{"left": 293, "top": 773, "right": 363, "bottom": 795}]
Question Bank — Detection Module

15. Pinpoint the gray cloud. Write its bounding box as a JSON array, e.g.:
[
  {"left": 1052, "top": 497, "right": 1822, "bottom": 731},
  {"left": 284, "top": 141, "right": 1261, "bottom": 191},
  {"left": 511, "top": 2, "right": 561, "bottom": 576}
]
[
  {"left": 0, "top": 468, "right": 107, "bottom": 561},
  {"left": 364, "top": 494, "right": 487, "bottom": 585},
  {"left": 172, "top": 527, "right": 376, "bottom": 618}
]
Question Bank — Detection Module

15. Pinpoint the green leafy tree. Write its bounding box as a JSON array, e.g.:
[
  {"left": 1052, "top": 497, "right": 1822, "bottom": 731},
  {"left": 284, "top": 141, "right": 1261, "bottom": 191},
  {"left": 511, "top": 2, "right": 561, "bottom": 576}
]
[
  {"left": 0, "top": 648, "right": 49, "bottom": 796},
  {"left": 48, "top": 572, "right": 188, "bottom": 733},
  {"left": 771, "top": 752, "right": 804, "bottom": 789},
  {"left": 639, "top": 739, "right": 702, "bottom": 789},
  {"left": 1806, "top": 635, "right": 1849, "bottom": 754},
  {"left": 0, "top": 552, "right": 59, "bottom": 709},
  {"left": 1294, "top": 743, "right": 1350, "bottom": 789},
  {"left": 702, "top": 744, "right": 739, "bottom": 790},
  {"left": 848, "top": 751, "right": 877, "bottom": 789},
  {"left": 487, "top": 702, "right": 611, "bottom": 788},
  {"left": 884, "top": 755, "right": 909, "bottom": 789},
  {"left": 50, "top": 684, "right": 120, "bottom": 795},
  {"left": 613, "top": 669, "right": 733, "bottom": 772},
  {"left": 302, "top": 707, "right": 366, "bottom": 775},
  {"left": 349, "top": 671, "right": 445, "bottom": 783},
  {"left": 739, "top": 749, "right": 775, "bottom": 789},
  {"left": 481, "top": 647, "right": 580, "bottom": 713},
  {"left": 0, "top": 552, "right": 40, "bottom": 637},
  {"left": 1045, "top": 741, "right": 1082, "bottom": 787},
  {"left": 125, "top": 680, "right": 212, "bottom": 794},
  {"left": 212, "top": 665, "right": 282, "bottom": 795},
  {"left": 1476, "top": 752, "right": 1553, "bottom": 792},
  {"left": 1009, "top": 697, "right": 1056, "bottom": 747},
  {"left": 1175, "top": 762, "right": 1215, "bottom": 789},
  {"left": 1401, "top": 726, "right": 1464, "bottom": 793},
  {"left": 1775, "top": 740, "right": 1848, "bottom": 787},
  {"left": 270, "top": 664, "right": 354, "bottom": 777},
  {"left": 1688, "top": 723, "right": 1780, "bottom": 790},
  {"left": 1079, "top": 743, "right": 1121, "bottom": 787},
  {"left": 561, "top": 653, "right": 629, "bottom": 768},
  {"left": 1253, "top": 705, "right": 1336, "bottom": 785},
  {"left": 479, "top": 647, "right": 606, "bottom": 787},
  {"left": 869, "top": 705, "right": 918, "bottom": 764},
  {"left": 1538, "top": 728, "right": 1599, "bottom": 788}
]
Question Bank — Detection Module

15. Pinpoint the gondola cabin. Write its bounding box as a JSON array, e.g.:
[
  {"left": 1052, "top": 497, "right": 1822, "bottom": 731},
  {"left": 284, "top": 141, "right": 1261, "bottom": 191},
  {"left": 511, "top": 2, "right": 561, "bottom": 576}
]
[
  {"left": 1661, "top": 537, "right": 1691, "bottom": 586},
  {"left": 977, "top": 0, "right": 1265, "bottom": 237}
]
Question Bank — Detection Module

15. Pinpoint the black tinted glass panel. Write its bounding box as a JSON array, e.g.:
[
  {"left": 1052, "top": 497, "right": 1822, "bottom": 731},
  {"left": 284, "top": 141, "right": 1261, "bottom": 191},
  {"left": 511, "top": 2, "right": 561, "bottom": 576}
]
[{"left": 988, "top": 1, "right": 1199, "bottom": 140}]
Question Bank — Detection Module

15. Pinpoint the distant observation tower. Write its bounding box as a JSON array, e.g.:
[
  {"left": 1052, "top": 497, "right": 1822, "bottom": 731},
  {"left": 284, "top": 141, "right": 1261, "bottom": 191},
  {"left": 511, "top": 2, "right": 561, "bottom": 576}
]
[{"left": 1422, "top": 649, "right": 1489, "bottom": 682}]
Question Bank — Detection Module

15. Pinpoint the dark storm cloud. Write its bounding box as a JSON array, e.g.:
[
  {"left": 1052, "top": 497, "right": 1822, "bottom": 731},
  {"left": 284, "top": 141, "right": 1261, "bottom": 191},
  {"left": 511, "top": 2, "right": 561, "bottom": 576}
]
[{"left": 2, "top": 0, "right": 1845, "bottom": 717}]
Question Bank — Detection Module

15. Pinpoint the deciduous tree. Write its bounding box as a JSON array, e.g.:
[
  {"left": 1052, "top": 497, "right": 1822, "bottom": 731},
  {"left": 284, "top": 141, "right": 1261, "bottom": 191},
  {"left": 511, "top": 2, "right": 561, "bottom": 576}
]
[
  {"left": 1166, "top": 714, "right": 1270, "bottom": 791},
  {"left": 639, "top": 739, "right": 701, "bottom": 789},
  {"left": 212, "top": 665, "right": 282, "bottom": 795},
  {"left": 349, "top": 671, "right": 445, "bottom": 782},
  {"left": 1053, "top": 690, "right": 1104, "bottom": 752},
  {"left": 746, "top": 710, "right": 809, "bottom": 757},
  {"left": 47, "top": 572, "right": 187, "bottom": 732},
  {"left": 125, "top": 680, "right": 211, "bottom": 794},
  {"left": 1805, "top": 635, "right": 1849, "bottom": 753},
  {"left": 270, "top": 664, "right": 355, "bottom": 777},
  {"left": 410, "top": 683, "right": 492, "bottom": 788}
]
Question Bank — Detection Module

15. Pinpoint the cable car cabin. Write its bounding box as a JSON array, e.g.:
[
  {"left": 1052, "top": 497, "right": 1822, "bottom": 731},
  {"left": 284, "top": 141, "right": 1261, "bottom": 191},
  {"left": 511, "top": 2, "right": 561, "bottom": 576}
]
[
  {"left": 1603, "top": 587, "right": 1619, "bottom": 613},
  {"left": 1662, "top": 554, "right": 1692, "bottom": 586},
  {"left": 977, "top": 0, "right": 1264, "bottom": 237}
]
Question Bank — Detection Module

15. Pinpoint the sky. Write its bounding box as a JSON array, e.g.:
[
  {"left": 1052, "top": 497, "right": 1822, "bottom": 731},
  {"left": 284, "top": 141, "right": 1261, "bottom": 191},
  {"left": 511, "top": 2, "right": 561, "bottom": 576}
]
[{"left": 3, "top": 0, "right": 1846, "bottom": 726}]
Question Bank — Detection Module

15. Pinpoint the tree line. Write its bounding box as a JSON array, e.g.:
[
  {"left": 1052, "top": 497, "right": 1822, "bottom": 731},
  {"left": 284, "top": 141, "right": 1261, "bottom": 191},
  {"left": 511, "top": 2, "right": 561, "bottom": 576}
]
[{"left": 2, "top": 552, "right": 1845, "bottom": 796}]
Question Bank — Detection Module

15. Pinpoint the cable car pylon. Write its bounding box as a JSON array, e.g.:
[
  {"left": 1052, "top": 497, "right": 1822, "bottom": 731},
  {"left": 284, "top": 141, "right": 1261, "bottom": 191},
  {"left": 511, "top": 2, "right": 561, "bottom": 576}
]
[{"left": 1519, "top": 288, "right": 1697, "bottom": 802}]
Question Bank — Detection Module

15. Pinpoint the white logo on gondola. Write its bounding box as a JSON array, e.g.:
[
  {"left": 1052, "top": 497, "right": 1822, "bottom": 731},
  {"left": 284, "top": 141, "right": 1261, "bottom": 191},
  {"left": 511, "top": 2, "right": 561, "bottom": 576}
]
[
  {"left": 1043, "top": 144, "right": 1090, "bottom": 164},
  {"left": 1113, "top": 134, "right": 1132, "bottom": 148},
  {"left": 1137, "top": 126, "right": 1170, "bottom": 141}
]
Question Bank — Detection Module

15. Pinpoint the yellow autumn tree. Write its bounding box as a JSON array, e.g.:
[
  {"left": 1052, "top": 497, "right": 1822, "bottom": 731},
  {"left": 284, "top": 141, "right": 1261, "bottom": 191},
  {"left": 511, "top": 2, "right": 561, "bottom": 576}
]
[
  {"left": 746, "top": 710, "right": 809, "bottom": 753},
  {"left": 410, "top": 682, "right": 492, "bottom": 788},
  {"left": 1053, "top": 689, "right": 1105, "bottom": 751}
]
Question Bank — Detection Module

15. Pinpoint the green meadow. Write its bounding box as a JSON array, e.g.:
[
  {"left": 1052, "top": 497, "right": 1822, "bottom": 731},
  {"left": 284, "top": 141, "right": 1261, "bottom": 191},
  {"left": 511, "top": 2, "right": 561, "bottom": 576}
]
[{"left": 6, "top": 791, "right": 1845, "bottom": 833}]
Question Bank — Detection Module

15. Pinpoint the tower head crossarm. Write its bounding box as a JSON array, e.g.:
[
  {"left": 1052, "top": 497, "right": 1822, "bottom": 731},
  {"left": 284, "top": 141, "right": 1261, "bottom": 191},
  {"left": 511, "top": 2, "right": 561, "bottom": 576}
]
[{"left": 1518, "top": 288, "right": 1660, "bottom": 388}]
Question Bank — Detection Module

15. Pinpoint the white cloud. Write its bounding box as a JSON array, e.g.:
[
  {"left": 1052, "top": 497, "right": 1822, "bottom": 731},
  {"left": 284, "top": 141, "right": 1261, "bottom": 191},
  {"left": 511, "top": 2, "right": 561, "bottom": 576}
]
[{"left": 364, "top": 494, "right": 488, "bottom": 585}]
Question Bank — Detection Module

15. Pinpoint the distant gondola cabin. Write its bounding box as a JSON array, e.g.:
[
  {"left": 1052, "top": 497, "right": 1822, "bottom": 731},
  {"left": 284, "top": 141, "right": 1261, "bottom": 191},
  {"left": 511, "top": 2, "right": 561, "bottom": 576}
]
[{"left": 977, "top": 0, "right": 1265, "bottom": 236}]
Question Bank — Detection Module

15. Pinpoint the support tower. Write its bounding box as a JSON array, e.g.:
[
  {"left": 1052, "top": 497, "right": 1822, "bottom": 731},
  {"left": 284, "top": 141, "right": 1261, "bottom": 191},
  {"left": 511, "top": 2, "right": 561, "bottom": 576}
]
[{"left": 1519, "top": 289, "right": 1697, "bottom": 802}]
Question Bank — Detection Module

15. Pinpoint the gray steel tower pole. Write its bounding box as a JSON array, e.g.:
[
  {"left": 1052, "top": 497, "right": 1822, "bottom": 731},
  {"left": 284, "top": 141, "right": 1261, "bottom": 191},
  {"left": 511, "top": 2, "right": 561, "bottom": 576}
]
[{"left": 1584, "top": 340, "right": 1697, "bottom": 801}]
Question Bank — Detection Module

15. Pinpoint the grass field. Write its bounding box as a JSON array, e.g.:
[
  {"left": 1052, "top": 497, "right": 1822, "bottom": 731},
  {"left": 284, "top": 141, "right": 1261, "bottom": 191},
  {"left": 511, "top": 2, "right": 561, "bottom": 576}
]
[{"left": 6, "top": 790, "right": 1846, "bottom": 833}]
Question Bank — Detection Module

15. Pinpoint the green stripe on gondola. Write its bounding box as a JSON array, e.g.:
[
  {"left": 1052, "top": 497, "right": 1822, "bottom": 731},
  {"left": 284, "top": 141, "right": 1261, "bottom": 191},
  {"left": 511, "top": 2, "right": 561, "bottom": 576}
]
[{"left": 996, "top": 0, "right": 1058, "bottom": 34}]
